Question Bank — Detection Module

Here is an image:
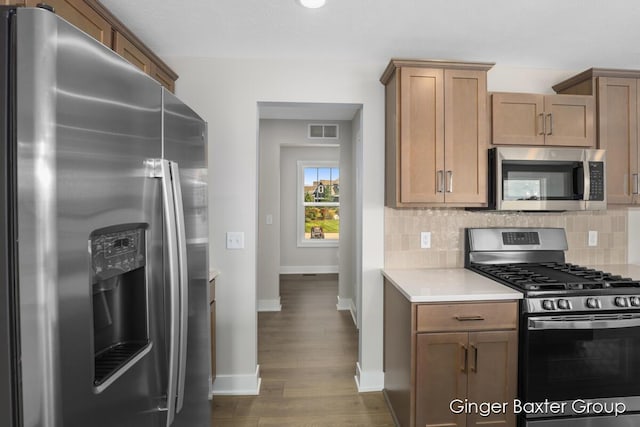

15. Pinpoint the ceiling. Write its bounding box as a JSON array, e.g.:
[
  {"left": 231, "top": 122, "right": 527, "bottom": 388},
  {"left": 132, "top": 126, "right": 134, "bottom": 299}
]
[{"left": 100, "top": 0, "right": 640, "bottom": 70}]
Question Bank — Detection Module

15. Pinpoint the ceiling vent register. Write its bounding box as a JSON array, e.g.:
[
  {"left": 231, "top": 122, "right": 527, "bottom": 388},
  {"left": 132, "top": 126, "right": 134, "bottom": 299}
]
[{"left": 308, "top": 124, "right": 338, "bottom": 139}]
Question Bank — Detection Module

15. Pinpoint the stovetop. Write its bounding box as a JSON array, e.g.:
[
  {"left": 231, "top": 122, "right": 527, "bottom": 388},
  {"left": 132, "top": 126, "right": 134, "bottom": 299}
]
[
  {"left": 470, "top": 262, "right": 640, "bottom": 294},
  {"left": 465, "top": 227, "right": 640, "bottom": 314}
]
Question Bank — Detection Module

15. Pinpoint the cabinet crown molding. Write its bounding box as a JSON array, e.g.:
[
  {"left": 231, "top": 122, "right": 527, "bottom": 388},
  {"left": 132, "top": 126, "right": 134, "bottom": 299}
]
[
  {"left": 553, "top": 68, "right": 640, "bottom": 93},
  {"left": 380, "top": 58, "right": 494, "bottom": 85}
]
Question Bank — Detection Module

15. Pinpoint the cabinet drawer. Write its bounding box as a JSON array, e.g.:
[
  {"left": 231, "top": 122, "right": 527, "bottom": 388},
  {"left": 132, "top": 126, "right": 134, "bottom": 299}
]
[{"left": 416, "top": 301, "right": 517, "bottom": 332}]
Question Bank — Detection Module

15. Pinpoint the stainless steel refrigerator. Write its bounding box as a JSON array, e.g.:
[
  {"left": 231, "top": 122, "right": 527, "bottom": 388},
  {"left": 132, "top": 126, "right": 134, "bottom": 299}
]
[{"left": 0, "top": 6, "right": 210, "bottom": 427}]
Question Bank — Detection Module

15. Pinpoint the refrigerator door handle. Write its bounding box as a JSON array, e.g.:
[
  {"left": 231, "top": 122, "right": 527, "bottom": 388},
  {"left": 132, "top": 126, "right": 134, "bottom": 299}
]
[
  {"left": 169, "top": 161, "right": 189, "bottom": 414},
  {"left": 150, "top": 159, "right": 180, "bottom": 426}
]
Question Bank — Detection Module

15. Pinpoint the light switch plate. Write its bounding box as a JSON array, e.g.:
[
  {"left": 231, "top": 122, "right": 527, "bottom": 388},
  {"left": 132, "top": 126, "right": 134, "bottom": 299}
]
[
  {"left": 266, "top": 214, "right": 273, "bottom": 225},
  {"left": 226, "top": 231, "right": 245, "bottom": 249},
  {"left": 588, "top": 230, "right": 598, "bottom": 247},
  {"left": 421, "top": 231, "right": 431, "bottom": 249}
]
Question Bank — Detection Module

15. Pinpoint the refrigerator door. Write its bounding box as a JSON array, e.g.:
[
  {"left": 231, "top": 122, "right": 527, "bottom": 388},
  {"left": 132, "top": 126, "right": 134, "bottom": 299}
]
[
  {"left": 162, "top": 89, "right": 210, "bottom": 426},
  {"left": 15, "top": 8, "right": 166, "bottom": 427},
  {"left": 0, "top": 7, "right": 19, "bottom": 427}
]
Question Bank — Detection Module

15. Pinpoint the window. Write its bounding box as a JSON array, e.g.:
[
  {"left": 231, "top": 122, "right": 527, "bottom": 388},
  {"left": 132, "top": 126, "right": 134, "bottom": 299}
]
[{"left": 297, "top": 161, "right": 339, "bottom": 247}]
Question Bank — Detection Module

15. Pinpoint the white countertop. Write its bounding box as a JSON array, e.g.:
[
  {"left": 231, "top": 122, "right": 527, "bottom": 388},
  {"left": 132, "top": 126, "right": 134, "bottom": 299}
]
[{"left": 382, "top": 268, "right": 523, "bottom": 303}]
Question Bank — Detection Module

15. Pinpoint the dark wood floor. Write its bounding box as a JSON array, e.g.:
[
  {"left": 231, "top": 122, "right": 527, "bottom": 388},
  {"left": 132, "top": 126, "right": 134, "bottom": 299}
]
[{"left": 211, "top": 274, "right": 395, "bottom": 426}]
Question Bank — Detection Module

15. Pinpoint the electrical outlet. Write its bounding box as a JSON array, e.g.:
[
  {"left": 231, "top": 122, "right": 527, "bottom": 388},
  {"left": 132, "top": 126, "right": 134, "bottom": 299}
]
[
  {"left": 588, "top": 230, "right": 598, "bottom": 247},
  {"left": 420, "top": 231, "right": 431, "bottom": 249},
  {"left": 226, "top": 231, "right": 245, "bottom": 249}
]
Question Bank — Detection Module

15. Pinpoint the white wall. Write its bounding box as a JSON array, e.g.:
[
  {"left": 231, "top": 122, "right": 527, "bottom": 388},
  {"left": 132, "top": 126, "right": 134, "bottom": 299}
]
[
  {"left": 168, "top": 55, "right": 595, "bottom": 394},
  {"left": 170, "top": 57, "right": 385, "bottom": 394}
]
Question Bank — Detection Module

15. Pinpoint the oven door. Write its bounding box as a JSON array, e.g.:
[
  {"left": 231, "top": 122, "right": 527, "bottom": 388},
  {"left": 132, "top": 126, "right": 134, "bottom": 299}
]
[{"left": 522, "top": 313, "right": 640, "bottom": 414}]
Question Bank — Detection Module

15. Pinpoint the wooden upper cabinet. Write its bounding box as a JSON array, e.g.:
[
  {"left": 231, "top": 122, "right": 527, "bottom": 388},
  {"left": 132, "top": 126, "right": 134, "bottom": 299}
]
[
  {"left": 13, "top": 0, "right": 179, "bottom": 92},
  {"left": 113, "top": 30, "right": 152, "bottom": 75},
  {"left": 151, "top": 63, "right": 176, "bottom": 93},
  {"left": 25, "top": 0, "right": 112, "bottom": 47},
  {"left": 492, "top": 93, "right": 545, "bottom": 145},
  {"left": 598, "top": 77, "right": 638, "bottom": 204},
  {"left": 554, "top": 68, "right": 640, "bottom": 205},
  {"left": 381, "top": 59, "right": 493, "bottom": 208},
  {"left": 444, "top": 69, "right": 488, "bottom": 204},
  {"left": 544, "top": 95, "right": 594, "bottom": 147},
  {"left": 399, "top": 67, "right": 445, "bottom": 204},
  {"left": 492, "top": 92, "right": 593, "bottom": 147}
]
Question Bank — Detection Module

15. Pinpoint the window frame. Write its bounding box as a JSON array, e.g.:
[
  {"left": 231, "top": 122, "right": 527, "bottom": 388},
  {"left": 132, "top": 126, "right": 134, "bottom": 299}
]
[{"left": 297, "top": 160, "right": 340, "bottom": 248}]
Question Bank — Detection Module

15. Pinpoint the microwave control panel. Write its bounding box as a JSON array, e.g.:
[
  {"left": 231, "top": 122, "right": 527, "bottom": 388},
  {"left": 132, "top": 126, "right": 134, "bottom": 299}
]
[{"left": 588, "top": 162, "right": 604, "bottom": 201}]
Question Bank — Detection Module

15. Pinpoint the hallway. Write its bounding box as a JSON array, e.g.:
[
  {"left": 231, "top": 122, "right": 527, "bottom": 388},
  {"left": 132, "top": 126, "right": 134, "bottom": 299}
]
[{"left": 211, "top": 274, "right": 394, "bottom": 426}]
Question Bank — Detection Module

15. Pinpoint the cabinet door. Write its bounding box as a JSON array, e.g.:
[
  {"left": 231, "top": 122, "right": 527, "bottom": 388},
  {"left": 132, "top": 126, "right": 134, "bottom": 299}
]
[
  {"left": 444, "top": 69, "right": 488, "bottom": 205},
  {"left": 151, "top": 63, "right": 175, "bottom": 93},
  {"left": 416, "top": 333, "right": 468, "bottom": 427},
  {"left": 26, "top": 0, "right": 112, "bottom": 47},
  {"left": 544, "top": 95, "right": 594, "bottom": 147},
  {"left": 467, "top": 331, "right": 517, "bottom": 427},
  {"left": 492, "top": 93, "right": 545, "bottom": 145},
  {"left": 113, "top": 30, "right": 152, "bottom": 75},
  {"left": 598, "top": 77, "right": 638, "bottom": 204},
  {"left": 399, "top": 67, "right": 445, "bottom": 203}
]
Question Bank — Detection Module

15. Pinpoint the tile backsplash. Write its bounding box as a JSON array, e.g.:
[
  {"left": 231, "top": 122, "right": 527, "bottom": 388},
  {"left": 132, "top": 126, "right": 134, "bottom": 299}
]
[{"left": 385, "top": 208, "right": 628, "bottom": 269}]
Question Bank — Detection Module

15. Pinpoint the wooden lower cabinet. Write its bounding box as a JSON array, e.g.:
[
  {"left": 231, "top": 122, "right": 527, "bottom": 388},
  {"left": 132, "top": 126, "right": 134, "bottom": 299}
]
[
  {"left": 416, "top": 331, "right": 517, "bottom": 427},
  {"left": 383, "top": 279, "right": 518, "bottom": 427}
]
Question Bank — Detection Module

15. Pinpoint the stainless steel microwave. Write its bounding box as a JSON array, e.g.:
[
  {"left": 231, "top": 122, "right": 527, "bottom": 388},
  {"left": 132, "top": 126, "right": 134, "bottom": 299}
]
[{"left": 488, "top": 147, "right": 606, "bottom": 211}]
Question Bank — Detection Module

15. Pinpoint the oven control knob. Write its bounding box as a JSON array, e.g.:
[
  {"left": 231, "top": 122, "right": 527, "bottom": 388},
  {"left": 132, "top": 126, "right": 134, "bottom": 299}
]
[
  {"left": 557, "top": 299, "right": 571, "bottom": 310},
  {"left": 542, "top": 299, "right": 556, "bottom": 310},
  {"left": 586, "top": 298, "right": 601, "bottom": 309},
  {"left": 630, "top": 296, "right": 640, "bottom": 307},
  {"left": 615, "top": 297, "right": 629, "bottom": 307}
]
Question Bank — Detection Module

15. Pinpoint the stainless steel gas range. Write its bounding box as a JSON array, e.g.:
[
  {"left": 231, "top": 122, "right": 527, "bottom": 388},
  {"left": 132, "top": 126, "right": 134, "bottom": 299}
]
[{"left": 465, "top": 227, "right": 640, "bottom": 427}]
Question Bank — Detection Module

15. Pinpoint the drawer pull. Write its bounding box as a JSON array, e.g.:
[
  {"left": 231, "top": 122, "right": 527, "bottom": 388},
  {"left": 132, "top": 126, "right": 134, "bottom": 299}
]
[{"left": 455, "top": 315, "right": 485, "bottom": 321}]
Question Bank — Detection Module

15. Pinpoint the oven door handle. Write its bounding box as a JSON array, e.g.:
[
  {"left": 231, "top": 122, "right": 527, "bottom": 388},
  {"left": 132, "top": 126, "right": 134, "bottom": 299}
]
[{"left": 528, "top": 316, "right": 640, "bottom": 330}]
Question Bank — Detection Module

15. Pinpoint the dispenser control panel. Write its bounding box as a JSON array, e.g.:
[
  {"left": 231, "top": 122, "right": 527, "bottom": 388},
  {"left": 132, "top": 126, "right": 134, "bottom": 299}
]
[{"left": 90, "top": 224, "right": 146, "bottom": 280}]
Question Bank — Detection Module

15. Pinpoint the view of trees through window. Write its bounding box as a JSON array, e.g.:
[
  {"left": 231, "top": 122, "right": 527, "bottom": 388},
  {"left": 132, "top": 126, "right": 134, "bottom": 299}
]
[{"left": 303, "top": 167, "right": 339, "bottom": 240}]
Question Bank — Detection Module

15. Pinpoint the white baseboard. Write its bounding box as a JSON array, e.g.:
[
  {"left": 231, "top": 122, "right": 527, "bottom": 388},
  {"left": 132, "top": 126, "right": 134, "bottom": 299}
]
[
  {"left": 257, "top": 298, "right": 282, "bottom": 312},
  {"left": 336, "top": 296, "right": 352, "bottom": 310},
  {"left": 279, "top": 265, "right": 339, "bottom": 274},
  {"left": 211, "top": 365, "right": 262, "bottom": 396},
  {"left": 336, "top": 296, "right": 358, "bottom": 327},
  {"left": 354, "top": 362, "right": 384, "bottom": 392}
]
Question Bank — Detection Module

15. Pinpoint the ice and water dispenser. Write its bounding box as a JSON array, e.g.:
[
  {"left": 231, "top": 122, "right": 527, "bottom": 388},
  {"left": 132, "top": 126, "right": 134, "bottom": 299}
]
[{"left": 90, "top": 223, "right": 150, "bottom": 392}]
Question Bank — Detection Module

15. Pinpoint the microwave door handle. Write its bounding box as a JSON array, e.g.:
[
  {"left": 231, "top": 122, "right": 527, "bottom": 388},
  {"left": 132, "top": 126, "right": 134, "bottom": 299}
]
[
  {"left": 529, "top": 316, "right": 640, "bottom": 330},
  {"left": 153, "top": 159, "right": 180, "bottom": 426},
  {"left": 583, "top": 160, "right": 590, "bottom": 201},
  {"left": 168, "top": 161, "right": 189, "bottom": 414}
]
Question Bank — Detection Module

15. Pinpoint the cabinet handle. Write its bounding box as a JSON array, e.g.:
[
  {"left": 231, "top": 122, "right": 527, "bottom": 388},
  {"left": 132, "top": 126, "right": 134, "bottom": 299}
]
[
  {"left": 460, "top": 345, "right": 468, "bottom": 373},
  {"left": 455, "top": 315, "right": 485, "bottom": 321},
  {"left": 538, "top": 113, "right": 545, "bottom": 135},
  {"left": 633, "top": 174, "right": 639, "bottom": 195},
  {"left": 470, "top": 345, "right": 478, "bottom": 372},
  {"left": 546, "top": 113, "right": 553, "bottom": 135},
  {"left": 437, "top": 170, "right": 444, "bottom": 193},
  {"left": 446, "top": 170, "right": 453, "bottom": 193}
]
